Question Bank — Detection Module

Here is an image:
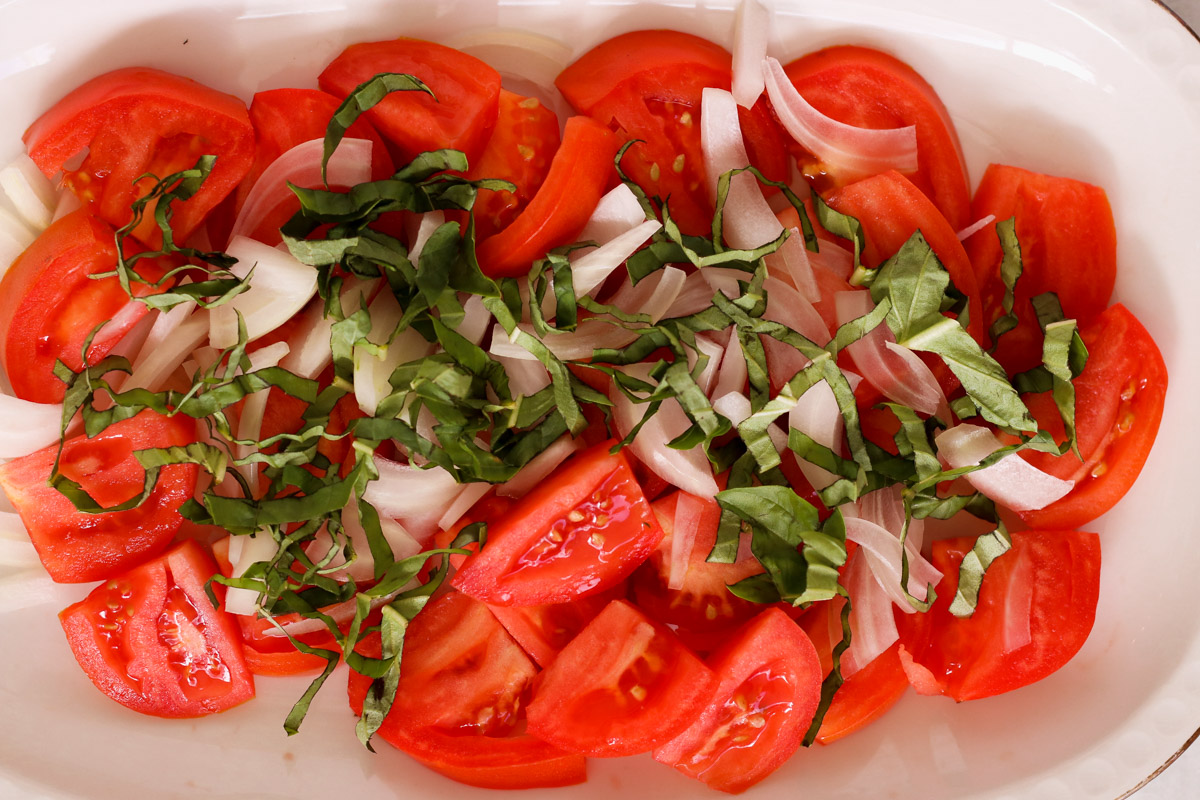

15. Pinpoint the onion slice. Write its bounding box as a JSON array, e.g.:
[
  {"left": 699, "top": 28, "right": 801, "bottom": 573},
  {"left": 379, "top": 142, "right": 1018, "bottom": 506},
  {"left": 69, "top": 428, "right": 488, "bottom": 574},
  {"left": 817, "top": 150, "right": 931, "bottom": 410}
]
[
  {"left": 841, "top": 551, "right": 900, "bottom": 678},
  {"left": 763, "top": 56, "right": 919, "bottom": 180},
  {"left": 731, "top": 0, "right": 770, "bottom": 108},
  {"left": 0, "top": 393, "right": 62, "bottom": 459},
  {"left": 498, "top": 434, "right": 583, "bottom": 499},
  {"left": 844, "top": 516, "right": 942, "bottom": 612},
  {"left": 935, "top": 424, "right": 1074, "bottom": 511},
  {"left": 210, "top": 237, "right": 319, "bottom": 348},
  {"left": 362, "top": 456, "right": 471, "bottom": 544},
  {"left": 668, "top": 493, "right": 707, "bottom": 590}
]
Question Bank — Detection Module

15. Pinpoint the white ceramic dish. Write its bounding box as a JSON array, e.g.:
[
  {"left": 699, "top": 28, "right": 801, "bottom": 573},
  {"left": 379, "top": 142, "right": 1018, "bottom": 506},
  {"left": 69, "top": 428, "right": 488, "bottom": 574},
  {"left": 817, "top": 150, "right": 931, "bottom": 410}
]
[{"left": 1, "top": 1, "right": 1198, "bottom": 798}]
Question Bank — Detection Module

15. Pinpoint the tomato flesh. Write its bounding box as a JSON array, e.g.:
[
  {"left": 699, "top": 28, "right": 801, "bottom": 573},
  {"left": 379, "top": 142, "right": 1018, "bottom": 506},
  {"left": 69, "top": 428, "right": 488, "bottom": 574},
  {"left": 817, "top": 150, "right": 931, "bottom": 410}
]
[
  {"left": 451, "top": 443, "right": 664, "bottom": 606},
  {"left": 653, "top": 608, "right": 822, "bottom": 793},
  {"left": 0, "top": 411, "right": 198, "bottom": 583},
  {"left": 526, "top": 599, "right": 718, "bottom": 757},
  {"left": 59, "top": 540, "right": 254, "bottom": 717}
]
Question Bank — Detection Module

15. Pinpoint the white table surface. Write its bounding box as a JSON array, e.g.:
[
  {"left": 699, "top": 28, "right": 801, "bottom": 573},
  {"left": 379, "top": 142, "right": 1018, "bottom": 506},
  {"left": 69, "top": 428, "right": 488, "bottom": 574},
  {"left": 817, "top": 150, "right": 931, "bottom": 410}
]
[{"left": 1123, "top": 4, "right": 1199, "bottom": 796}]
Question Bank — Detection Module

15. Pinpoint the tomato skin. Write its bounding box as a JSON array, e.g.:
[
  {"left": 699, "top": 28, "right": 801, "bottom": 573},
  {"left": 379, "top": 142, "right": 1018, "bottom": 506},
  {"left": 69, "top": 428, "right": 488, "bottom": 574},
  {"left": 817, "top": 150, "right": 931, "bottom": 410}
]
[
  {"left": 0, "top": 210, "right": 171, "bottom": 403},
  {"left": 556, "top": 29, "right": 789, "bottom": 237},
  {"left": 965, "top": 164, "right": 1117, "bottom": 373},
  {"left": 23, "top": 67, "right": 254, "bottom": 244},
  {"left": 903, "top": 530, "right": 1100, "bottom": 702},
  {"left": 467, "top": 89, "right": 562, "bottom": 239},
  {"left": 526, "top": 599, "right": 719, "bottom": 757},
  {"left": 1018, "top": 304, "right": 1167, "bottom": 530},
  {"left": 346, "top": 593, "right": 585, "bottom": 790},
  {"left": 474, "top": 115, "right": 618, "bottom": 278},
  {"left": 58, "top": 540, "right": 255, "bottom": 718},
  {"left": 783, "top": 45, "right": 971, "bottom": 232},
  {"left": 0, "top": 411, "right": 198, "bottom": 583},
  {"left": 488, "top": 582, "right": 627, "bottom": 668},
  {"left": 826, "top": 170, "right": 985, "bottom": 343},
  {"left": 319, "top": 38, "right": 502, "bottom": 166},
  {"left": 451, "top": 442, "right": 664, "bottom": 607},
  {"left": 653, "top": 608, "right": 822, "bottom": 793}
]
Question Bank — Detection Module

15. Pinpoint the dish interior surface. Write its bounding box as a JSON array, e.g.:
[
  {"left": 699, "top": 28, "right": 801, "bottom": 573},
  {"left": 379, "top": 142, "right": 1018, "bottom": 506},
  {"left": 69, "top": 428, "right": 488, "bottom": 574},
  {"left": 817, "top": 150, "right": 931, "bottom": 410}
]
[{"left": 0, "top": 1, "right": 1198, "bottom": 798}]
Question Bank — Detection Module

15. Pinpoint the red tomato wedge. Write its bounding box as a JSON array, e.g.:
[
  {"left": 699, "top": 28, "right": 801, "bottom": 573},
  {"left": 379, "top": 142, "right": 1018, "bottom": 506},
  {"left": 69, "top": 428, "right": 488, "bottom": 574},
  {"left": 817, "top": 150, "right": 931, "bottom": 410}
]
[
  {"left": 1017, "top": 303, "right": 1167, "bottom": 530},
  {"left": 826, "top": 169, "right": 985, "bottom": 343},
  {"left": 556, "top": 29, "right": 789, "bottom": 237},
  {"left": 526, "top": 599, "right": 718, "bottom": 757},
  {"left": 347, "top": 592, "right": 585, "bottom": 789},
  {"left": 23, "top": 67, "right": 254, "bottom": 244},
  {"left": 474, "top": 115, "right": 618, "bottom": 278},
  {"left": 966, "top": 164, "right": 1118, "bottom": 373},
  {"left": 631, "top": 491, "right": 766, "bottom": 647},
  {"left": 0, "top": 209, "right": 172, "bottom": 403},
  {"left": 467, "top": 89, "right": 562, "bottom": 239},
  {"left": 319, "top": 38, "right": 502, "bottom": 166},
  {"left": 0, "top": 411, "right": 198, "bottom": 583},
  {"left": 902, "top": 529, "right": 1101, "bottom": 702},
  {"left": 451, "top": 442, "right": 664, "bottom": 606},
  {"left": 58, "top": 540, "right": 255, "bottom": 718},
  {"left": 653, "top": 608, "right": 822, "bottom": 793},
  {"left": 487, "top": 582, "right": 627, "bottom": 669},
  {"left": 783, "top": 45, "right": 972, "bottom": 232},
  {"left": 798, "top": 597, "right": 912, "bottom": 745}
]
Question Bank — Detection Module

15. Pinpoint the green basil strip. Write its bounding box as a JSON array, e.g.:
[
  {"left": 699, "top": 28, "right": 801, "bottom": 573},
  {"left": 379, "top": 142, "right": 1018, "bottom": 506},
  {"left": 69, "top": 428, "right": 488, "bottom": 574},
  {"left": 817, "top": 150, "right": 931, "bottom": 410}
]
[
  {"left": 869, "top": 231, "right": 951, "bottom": 342},
  {"left": 948, "top": 520, "right": 1013, "bottom": 618},
  {"left": 803, "top": 589, "right": 852, "bottom": 747},
  {"left": 987, "top": 217, "right": 1023, "bottom": 346},
  {"left": 323, "top": 73, "right": 434, "bottom": 184}
]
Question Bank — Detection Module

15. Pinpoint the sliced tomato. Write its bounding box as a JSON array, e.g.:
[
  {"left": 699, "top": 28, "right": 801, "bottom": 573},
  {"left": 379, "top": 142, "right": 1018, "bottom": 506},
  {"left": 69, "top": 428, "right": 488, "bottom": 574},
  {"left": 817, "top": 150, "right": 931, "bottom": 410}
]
[
  {"left": 902, "top": 529, "right": 1100, "bottom": 702},
  {"left": 825, "top": 169, "right": 985, "bottom": 343},
  {"left": 450, "top": 442, "right": 664, "bottom": 606},
  {"left": 209, "top": 87, "right": 394, "bottom": 246},
  {"left": 783, "top": 45, "right": 972, "bottom": 232},
  {"left": 556, "top": 29, "right": 789, "bottom": 236},
  {"left": 58, "top": 540, "right": 254, "bottom": 717},
  {"left": 319, "top": 38, "right": 502, "bottom": 166},
  {"left": 525, "top": 598, "right": 718, "bottom": 757},
  {"left": 630, "top": 491, "right": 766, "bottom": 647},
  {"left": 965, "top": 164, "right": 1118, "bottom": 373},
  {"left": 346, "top": 592, "right": 585, "bottom": 789},
  {"left": 466, "top": 89, "right": 562, "bottom": 239},
  {"left": 653, "top": 608, "right": 822, "bottom": 792},
  {"left": 0, "top": 209, "right": 173, "bottom": 403},
  {"left": 23, "top": 67, "right": 254, "bottom": 244},
  {"left": 798, "top": 596, "right": 911, "bottom": 745},
  {"left": 474, "top": 115, "right": 618, "bottom": 278},
  {"left": 0, "top": 411, "right": 198, "bottom": 583},
  {"left": 1016, "top": 304, "right": 1167, "bottom": 530},
  {"left": 488, "top": 582, "right": 627, "bottom": 668}
]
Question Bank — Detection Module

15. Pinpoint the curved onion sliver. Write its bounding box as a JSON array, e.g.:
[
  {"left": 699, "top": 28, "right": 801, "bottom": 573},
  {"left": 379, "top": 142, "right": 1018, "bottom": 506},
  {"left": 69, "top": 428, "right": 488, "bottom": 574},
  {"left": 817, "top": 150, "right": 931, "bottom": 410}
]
[
  {"left": 844, "top": 516, "right": 942, "bottom": 612},
  {"left": 841, "top": 551, "right": 900, "bottom": 678},
  {"left": 935, "top": 424, "right": 1074, "bottom": 511}
]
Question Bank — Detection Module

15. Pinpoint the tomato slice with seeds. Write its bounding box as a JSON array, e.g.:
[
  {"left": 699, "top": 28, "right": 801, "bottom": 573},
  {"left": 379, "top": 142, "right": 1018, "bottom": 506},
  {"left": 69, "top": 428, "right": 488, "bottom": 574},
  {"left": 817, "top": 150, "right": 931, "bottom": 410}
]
[
  {"left": 58, "top": 540, "right": 254, "bottom": 718},
  {"left": 487, "top": 582, "right": 627, "bottom": 669},
  {"left": 653, "top": 608, "right": 822, "bottom": 793},
  {"left": 526, "top": 599, "right": 718, "bottom": 757},
  {"left": 347, "top": 592, "right": 585, "bottom": 789},
  {"left": 23, "top": 67, "right": 254, "bottom": 245},
  {"left": 0, "top": 410, "right": 198, "bottom": 583},
  {"left": 450, "top": 442, "right": 664, "bottom": 606},
  {"left": 1016, "top": 304, "right": 1167, "bottom": 530}
]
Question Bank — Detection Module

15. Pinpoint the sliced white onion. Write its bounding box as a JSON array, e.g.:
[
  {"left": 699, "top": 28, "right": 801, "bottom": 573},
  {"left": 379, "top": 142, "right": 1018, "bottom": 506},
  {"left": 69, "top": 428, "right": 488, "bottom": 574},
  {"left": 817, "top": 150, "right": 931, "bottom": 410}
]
[
  {"left": 498, "top": 434, "right": 582, "bottom": 499},
  {"left": 235, "top": 342, "right": 290, "bottom": 491},
  {"left": 844, "top": 516, "right": 942, "bottom": 612},
  {"left": 669, "top": 268, "right": 737, "bottom": 318},
  {"left": 731, "top": 0, "right": 770, "bottom": 108},
  {"left": 810, "top": 238, "right": 855, "bottom": 280},
  {"left": 577, "top": 183, "right": 649, "bottom": 244},
  {"left": 1002, "top": 546, "right": 1034, "bottom": 653},
  {"left": 0, "top": 207, "right": 35, "bottom": 280},
  {"left": 610, "top": 363, "right": 718, "bottom": 498},
  {"left": 787, "top": 379, "right": 848, "bottom": 490},
  {"left": 0, "top": 569, "right": 79, "bottom": 613},
  {"left": 51, "top": 189, "right": 82, "bottom": 223},
  {"left": 957, "top": 213, "right": 996, "bottom": 242},
  {"left": 457, "top": 293, "right": 492, "bottom": 346},
  {"left": 409, "top": 211, "right": 446, "bottom": 263},
  {"left": 692, "top": 332, "right": 727, "bottom": 397},
  {"left": 856, "top": 484, "right": 923, "bottom": 551},
  {"left": 700, "top": 88, "right": 818, "bottom": 302},
  {"left": 712, "top": 330, "right": 748, "bottom": 400},
  {"left": 229, "top": 138, "right": 373, "bottom": 244},
  {"left": 224, "top": 530, "right": 281, "bottom": 616},
  {"left": 713, "top": 390, "right": 752, "bottom": 427},
  {"left": 353, "top": 291, "right": 431, "bottom": 415},
  {"left": 763, "top": 57, "right": 919, "bottom": 180},
  {"left": 836, "top": 289, "right": 943, "bottom": 415},
  {"left": 762, "top": 275, "right": 829, "bottom": 387},
  {"left": 362, "top": 456, "right": 469, "bottom": 544},
  {"left": 0, "top": 393, "right": 62, "bottom": 459},
  {"left": 934, "top": 424, "right": 1074, "bottom": 511},
  {"left": 210, "top": 237, "right": 318, "bottom": 348},
  {"left": 262, "top": 590, "right": 406, "bottom": 639},
  {"left": 124, "top": 306, "right": 210, "bottom": 392},
  {"left": 668, "top": 493, "right": 707, "bottom": 590},
  {"left": 495, "top": 353, "right": 552, "bottom": 396},
  {"left": 0, "top": 155, "right": 56, "bottom": 231},
  {"left": 571, "top": 219, "right": 661, "bottom": 299},
  {"left": 306, "top": 497, "right": 424, "bottom": 584},
  {"left": 841, "top": 550, "right": 900, "bottom": 678},
  {"left": 0, "top": 511, "right": 38, "bottom": 569},
  {"left": 280, "top": 277, "right": 375, "bottom": 380},
  {"left": 443, "top": 28, "right": 574, "bottom": 121},
  {"left": 437, "top": 482, "right": 491, "bottom": 532}
]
